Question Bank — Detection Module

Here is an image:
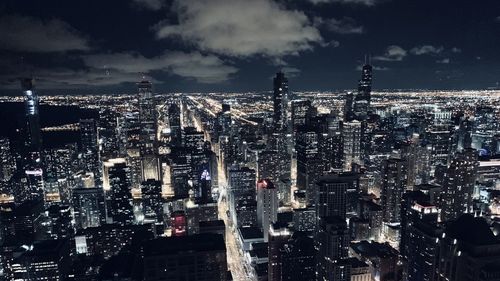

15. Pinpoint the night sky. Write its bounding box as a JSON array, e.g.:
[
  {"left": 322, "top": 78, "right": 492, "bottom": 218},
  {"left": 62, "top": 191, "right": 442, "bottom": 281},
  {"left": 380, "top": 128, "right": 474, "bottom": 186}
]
[{"left": 1, "top": 0, "right": 500, "bottom": 94}]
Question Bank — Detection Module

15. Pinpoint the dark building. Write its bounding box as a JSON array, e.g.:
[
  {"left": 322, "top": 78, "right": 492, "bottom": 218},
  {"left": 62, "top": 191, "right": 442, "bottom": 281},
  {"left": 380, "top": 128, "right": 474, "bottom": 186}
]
[
  {"left": 141, "top": 179, "right": 163, "bottom": 222},
  {"left": 381, "top": 157, "right": 407, "bottom": 224},
  {"left": 351, "top": 241, "right": 401, "bottom": 281},
  {"left": 168, "top": 103, "right": 182, "bottom": 146},
  {"left": 108, "top": 162, "right": 134, "bottom": 225},
  {"left": 280, "top": 232, "right": 316, "bottom": 281},
  {"left": 139, "top": 233, "right": 228, "bottom": 281},
  {"left": 316, "top": 216, "right": 351, "bottom": 281},
  {"left": 435, "top": 215, "right": 500, "bottom": 281},
  {"left": 10, "top": 239, "right": 71, "bottom": 281},
  {"left": 404, "top": 202, "right": 441, "bottom": 281},
  {"left": 80, "top": 118, "right": 100, "bottom": 182}
]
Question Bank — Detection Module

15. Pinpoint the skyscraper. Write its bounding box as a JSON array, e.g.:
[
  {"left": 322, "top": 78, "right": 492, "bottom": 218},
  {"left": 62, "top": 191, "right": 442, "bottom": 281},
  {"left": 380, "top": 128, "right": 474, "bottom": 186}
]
[
  {"left": 273, "top": 71, "right": 289, "bottom": 132},
  {"left": 315, "top": 174, "right": 352, "bottom": 220},
  {"left": 80, "top": 118, "right": 100, "bottom": 183},
  {"left": 353, "top": 61, "right": 373, "bottom": 119},
  {"left": 107, "top": 161, "right": 134, "bottom": 225},
  {"left": 22, "top": 78, "right": 41, "bottom": 151},
  {"left": 440, "top": 148, "right": 478, "bottom": 222},
  {"left": 316, "top": 216, "right": 351, "bottom": 281},
  {"left": 342, "top": 120, "right": 362, "bottom": 171},
  {"left": 168, "top": 103, "right": 182, "bottom": 147},
  {"left": 257, "top": 179, "right": 278, "bottom": 242},
  {"left": 381, "top": 157, "right": 407, "bottom": 224}
]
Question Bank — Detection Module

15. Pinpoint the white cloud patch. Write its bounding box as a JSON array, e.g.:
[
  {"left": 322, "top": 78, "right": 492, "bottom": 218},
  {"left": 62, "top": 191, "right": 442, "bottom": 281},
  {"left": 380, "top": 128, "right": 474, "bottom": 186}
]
[
  {"left": 315, "top": 17, "right": 364, "bottom": 34},
  {"left": 132, "top": 0, "right": 165, "bottom": 10},
  {"left": 156, "top": 0, "right": 323, "bottom": 57},
  {"left": 410, "top": 45, "right": 444, "bottom": 55},
  {"left": 83, "top": 51, "right": 238, "bottom": 83},
  {"left": 309, "top": 0, "right": 378, "bottom": 6},
  {"left": 0, "top": 15, "right": 90, "bottom": 53},
  {"left": 436, "top": 58, "right": 450, "bottom": 64},
  {"left": 451, "top": 47, "right": 462, "bottom": 53},
  {"left": 373, "top": 45, "right": 407, "bottom": 61}
]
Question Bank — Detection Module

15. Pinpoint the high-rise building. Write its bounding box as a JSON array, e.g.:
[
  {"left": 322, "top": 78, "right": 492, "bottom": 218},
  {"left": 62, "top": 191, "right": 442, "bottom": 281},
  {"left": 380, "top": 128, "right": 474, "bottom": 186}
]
[
  {"left": 168, "top": 103, "right": 182, "bottom": 147},
  {"left": 296, "top": 128, "right": 324, "bottom": 204},
  {"left": 342, "top": 120, "right": 362, "bottom": 171},
  {"left": 316, "top": 174, "right": 357, "bottom": 220},
  {"left": 0, "top": 138, "right": 15, "bottom": 197},
  {"left": 141, "top": 179, "right": 163, "bottom": 222},
  {"left": 280, "top": 232, "right": 316, "bottom": 281},
  {"left": 138, "top": 233, "right": 228, "bottom": 281},
  {"left": 10, "top": 239, "right": 71, "bottom": 281},
  {"left": 80, "top": 118, "right": 100, "bottom": 184},
  {"left": 316, "top": 216, "right": 351, "bottom": 281},
  {"left": 268, "top": 223, "right": 293, "bottom": 281},
  {"left": 72, "top": 187, "right": 106, "bottom": 229},
  {"left": 291, "top": 100, "right": 313, "bottom": 135},
  {"left": 435, "top": 215, "right": 500, "bottom": 281},
  {"left": 257, "top": 179, "right": 278, "bottom": 242},
  {"left": 381, "top": 157, "right": 407, "bottom": 224},
  {"left": 273, "top": 71, "right": 289, "bottom": 132},
  {"left": 21, "top": 78, "right": 41, "bottom": 151},
  {"left": 353, "top": 61, "right": 373, "bottom": 119},
  {"left": 228, "top": 166, "right": 256, "bottom": 227},
  {"left": 404, "top": 202, "right": 441, "bottom": 281},
  {"left": 440, "top": 148, "right": 478, "bottom": 222},
  {"left": 107, "top": 161, "right": 134, "bottom": 225}
]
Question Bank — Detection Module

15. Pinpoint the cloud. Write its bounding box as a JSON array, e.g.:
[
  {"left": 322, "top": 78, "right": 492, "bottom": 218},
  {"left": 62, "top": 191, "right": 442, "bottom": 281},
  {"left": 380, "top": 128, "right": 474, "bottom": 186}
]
[
  {"left": 373, "top": 45, "right": 407, "bottom": 61},
  {"left": 410, "top": 45, "right": 444, "bottom": 55},
  {"left": 315, "top": 17, "right": 364, "bottom": 34},
  {"left": 282, "top": 67, "right": 301, "bottom": 78},
  {"left": 132, "top": 0, "right": 165, "bottom": 10},
  {"left": 155, "top": 0, "right": 323, "bottom": 57},
  {"left": 436, "top": 58, "right": 450, "bottom": 64},
  {"left": 0, "top": 15, "right": 90, "bottom": 53},
  {"left": 83, "top": 51, "right": 238, "bottom": 83},
  {"left": 451, "top": 47, "right": 462, "bottom": 53},
  {"left": 308, "top": 0, "right": 378, "bottom": 6}
]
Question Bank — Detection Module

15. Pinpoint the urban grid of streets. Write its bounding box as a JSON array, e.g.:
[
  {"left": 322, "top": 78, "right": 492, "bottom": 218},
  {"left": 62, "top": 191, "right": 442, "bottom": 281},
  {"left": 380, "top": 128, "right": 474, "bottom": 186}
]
[{"left": 185, "top": 99, "right": 253, "bottom": 280}]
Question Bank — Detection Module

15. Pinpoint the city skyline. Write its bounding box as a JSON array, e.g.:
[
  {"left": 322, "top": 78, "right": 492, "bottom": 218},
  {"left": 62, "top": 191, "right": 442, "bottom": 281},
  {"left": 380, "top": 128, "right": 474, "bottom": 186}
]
[{"left": 2, "top": 1, "right": 500, "bottom": 281}]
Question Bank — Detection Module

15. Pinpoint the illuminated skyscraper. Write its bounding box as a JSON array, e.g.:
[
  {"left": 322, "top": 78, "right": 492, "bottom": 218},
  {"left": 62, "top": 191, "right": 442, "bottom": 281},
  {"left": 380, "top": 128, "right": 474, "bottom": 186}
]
[
  {"left": 381, "top": 157, "right": 407, "bottom": 224},
  {"left": 342, "top": 120, "right": 362, "bottom": 171},
  {"left": 21, "top": 78, "right": 41, "bottom": 151},
  {"left": 80, "top": 118, "right": 100, "bottom": 183},
  {"left": 353, "top": 60, "right": 373, "bottom": 119},
  {"left": 257, "top": 179, "right": 278, "bottom": 242},
  {"left": 273, "top": 71, "right": 289, "bottom": 132},
  {"left": 107, "top": 161, "right": 134, "bottom": 225},
  {"left": 440, "top": 148, "right": 478, "bottom": 222}
]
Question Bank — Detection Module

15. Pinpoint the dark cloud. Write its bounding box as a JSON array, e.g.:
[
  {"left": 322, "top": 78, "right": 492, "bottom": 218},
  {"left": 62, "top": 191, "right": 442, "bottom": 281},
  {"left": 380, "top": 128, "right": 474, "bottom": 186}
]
[
  {"left": 308, "top": 0, "right": 379, "bottom": 6},
  {"left": 132, "top": 0, "right": 165, "bottom": 10},
  {"left": 0, "top": 15, "right": 90, "bottom": 53},
  {"left": 315, "top": 17, "right": 364, "bottom": 34},
  {"left": 83, "top": 51, "right": 238, "bottom": 83}
]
